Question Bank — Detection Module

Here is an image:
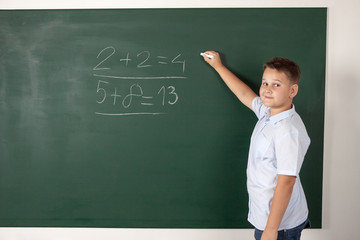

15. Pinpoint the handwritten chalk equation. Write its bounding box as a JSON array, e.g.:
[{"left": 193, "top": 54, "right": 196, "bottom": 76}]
[
  {"left": 93, "top": 46, "right": 186, "bottom": 73},
  {"left": 96, "top": 81, "right": 178, "bottom": 106},
  {"left": 94, "top": 81, "right": 179, "bottom": 116}
]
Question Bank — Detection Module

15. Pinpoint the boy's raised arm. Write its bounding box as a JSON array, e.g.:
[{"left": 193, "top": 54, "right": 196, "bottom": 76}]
[{"left": 202, "top": 51, "right": 258, "bottom": 110}]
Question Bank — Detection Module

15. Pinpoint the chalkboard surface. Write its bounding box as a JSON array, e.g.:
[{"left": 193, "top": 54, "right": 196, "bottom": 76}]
[{"left": 0, "top": 8, "right": 326, "bottom": 228}]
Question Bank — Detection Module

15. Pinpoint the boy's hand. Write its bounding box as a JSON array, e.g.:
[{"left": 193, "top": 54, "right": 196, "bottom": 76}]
[
  {"left": 261, "top": 229, "right": 278, "bottom": 240},
  {"left": 202, "top": 51, "right": 223, "bottom": 70}
]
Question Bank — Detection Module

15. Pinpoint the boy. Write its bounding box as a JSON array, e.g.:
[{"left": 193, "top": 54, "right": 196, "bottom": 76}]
[{"left": 202, "top": 51, "right": 311, "bottom": 240}]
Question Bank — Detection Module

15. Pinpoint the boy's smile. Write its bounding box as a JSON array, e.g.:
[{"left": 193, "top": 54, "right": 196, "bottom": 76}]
[{"left": 260, "top": 68, "right": 298, "bottom": 116}]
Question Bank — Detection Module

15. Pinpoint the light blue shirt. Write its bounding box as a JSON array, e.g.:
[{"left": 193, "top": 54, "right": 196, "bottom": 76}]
[{"left": 247, "top": 97, "right": 310, "bottom": 230}]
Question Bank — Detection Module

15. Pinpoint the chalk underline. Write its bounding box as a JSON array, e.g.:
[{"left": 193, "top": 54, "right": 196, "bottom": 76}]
[
  {"left": 93, "top": 74, "right": 188, "bottom": 80},
  {"left": 95, "top": 112, "right": 167, "bottom": 116}
]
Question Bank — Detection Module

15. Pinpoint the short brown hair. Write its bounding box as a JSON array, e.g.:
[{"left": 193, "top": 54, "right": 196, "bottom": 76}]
[{"left": 263, "top": 57, "right": 301, "bottom": 85}]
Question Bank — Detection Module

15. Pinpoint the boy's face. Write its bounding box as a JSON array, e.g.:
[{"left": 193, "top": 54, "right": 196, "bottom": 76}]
[{"left": 260, "top": 68, "right": 298, "bottom": 116}]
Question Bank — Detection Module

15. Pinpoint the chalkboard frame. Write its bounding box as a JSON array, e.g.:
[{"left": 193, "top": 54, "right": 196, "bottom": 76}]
[{"left": 0, "top": 8, "right": 326, "bottom": 228}]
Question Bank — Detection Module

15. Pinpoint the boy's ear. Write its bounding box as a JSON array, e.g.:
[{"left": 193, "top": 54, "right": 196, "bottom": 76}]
[{"left": 290, "top": 84, "right": 299, "bottom": 99}]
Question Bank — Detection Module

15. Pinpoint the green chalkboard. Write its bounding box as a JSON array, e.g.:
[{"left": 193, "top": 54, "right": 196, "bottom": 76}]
[{"left": 0, "top": 8, "right": 326, "bottom": 228}]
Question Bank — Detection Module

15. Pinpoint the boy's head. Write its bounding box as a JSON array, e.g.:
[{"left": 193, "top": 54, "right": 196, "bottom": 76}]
[
  {"left": 260, "top": 57, "right": 301, "bottom": 115},
  {"left": 263, "top": 57, "right": 301, "bottom": 85}
]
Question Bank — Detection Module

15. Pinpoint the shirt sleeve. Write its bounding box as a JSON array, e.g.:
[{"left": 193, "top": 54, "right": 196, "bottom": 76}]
[
  {"left": 252, "top": 96, "right": 268, "bottom": 119},
  {"left": 275, "top": 131, "right": 309, "bottom": 176}
]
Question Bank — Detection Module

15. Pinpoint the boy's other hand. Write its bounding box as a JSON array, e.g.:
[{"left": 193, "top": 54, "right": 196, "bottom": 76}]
[{"left": 261, "top": 229, "right": 278, "bottom": 240}]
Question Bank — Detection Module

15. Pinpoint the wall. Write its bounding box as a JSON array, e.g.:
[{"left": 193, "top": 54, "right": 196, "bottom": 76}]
[{"left": 0, "top": 0, "right": 359, "bottom": 239}]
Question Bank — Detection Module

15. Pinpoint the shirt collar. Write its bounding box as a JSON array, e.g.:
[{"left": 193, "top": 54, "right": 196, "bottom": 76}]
[{"left": 265, "top": 105, "right": 296, "bottom": 124}]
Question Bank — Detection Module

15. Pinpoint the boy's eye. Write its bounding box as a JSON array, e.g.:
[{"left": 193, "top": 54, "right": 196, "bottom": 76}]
[
  {"left": 262, "top": 82, "right": 268, "bottom": 86},
  {"left": 274, "top": 84, "right": 281, "bottom": 87}
]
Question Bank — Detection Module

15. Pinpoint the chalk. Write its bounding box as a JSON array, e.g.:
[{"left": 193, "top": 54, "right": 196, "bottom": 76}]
[{"left": 200, "top": 52, "right": 214, "bottom": 59}]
